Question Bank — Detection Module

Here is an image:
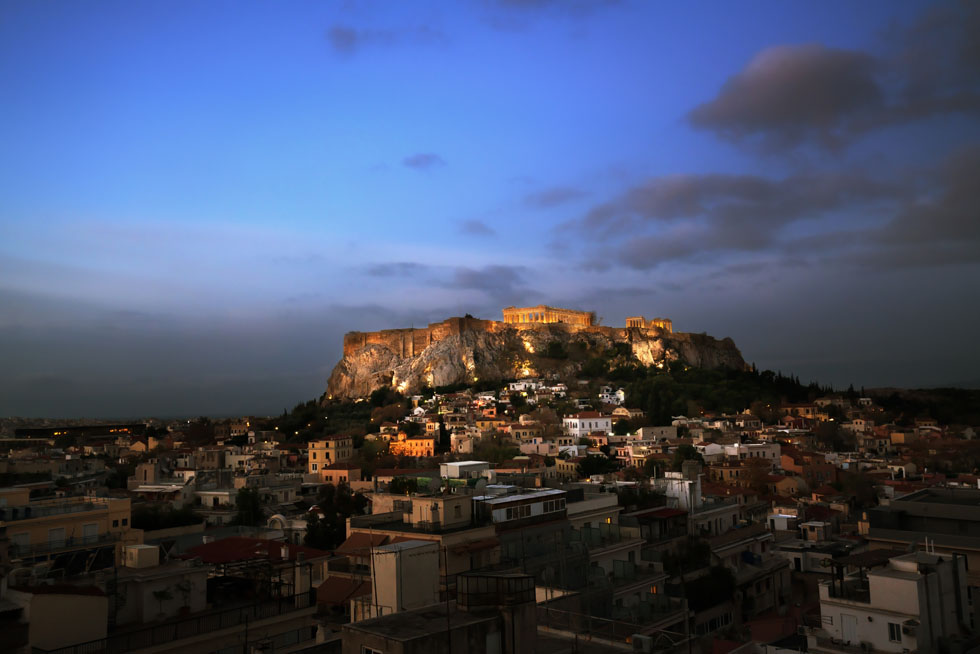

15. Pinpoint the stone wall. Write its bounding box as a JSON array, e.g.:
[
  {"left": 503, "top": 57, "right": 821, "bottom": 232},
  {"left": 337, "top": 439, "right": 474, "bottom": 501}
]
[{"left": 342, "top": 317, "right": 500, "bottom": 357}]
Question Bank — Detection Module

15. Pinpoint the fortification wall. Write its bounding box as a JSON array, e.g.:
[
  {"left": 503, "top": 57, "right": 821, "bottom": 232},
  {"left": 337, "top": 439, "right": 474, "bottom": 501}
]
[{"left": 342, "top": 317, "right": 501, "bottom": 357}]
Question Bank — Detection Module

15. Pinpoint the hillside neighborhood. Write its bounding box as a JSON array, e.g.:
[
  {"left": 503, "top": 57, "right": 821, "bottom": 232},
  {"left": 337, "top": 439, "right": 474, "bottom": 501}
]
[{"left": 1, "top": 372, "right": 978, "bottom": 654}]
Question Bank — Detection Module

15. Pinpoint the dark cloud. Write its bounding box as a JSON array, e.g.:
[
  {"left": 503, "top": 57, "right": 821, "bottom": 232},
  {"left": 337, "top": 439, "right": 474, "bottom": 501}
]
[
  {"left": 403, "top": 153, "right": 447, "bottom": 170},
  {"left": 688, "top": 45, "right": 883, "bottom": 150},
  {"left": 594, "top": 145, "right": 980, "bottom": 273},
  {"left": 459, "top": 219, "right": 496, "bottom": 237},
  {"left": 579, "top": 171, "right": 896, "bottom": 268},
  {"left": 880, "top": 145, "right": 980, "bottom": 246},
  {"left": 688, "top": 5, "right": 980, "bottom": 150},
  {"left": 524, "top": 186, "right": 588, "bottom": 209},
  {"left": 443, "top": 265, "right": 530, "bottom": 302},
  {"left": 365, "top": 262, "right": 429, "bottom": 277},
  {"left": 326, "top": 24, "right": 447, "bottom": 55}
]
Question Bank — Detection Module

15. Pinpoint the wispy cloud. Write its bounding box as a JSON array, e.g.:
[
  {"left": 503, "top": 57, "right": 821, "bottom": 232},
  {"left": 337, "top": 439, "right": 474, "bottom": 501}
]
[
  {"left": 365, "top": 262, "right": 430, "bottom": 277},
  {"left": 524, "top": 186, "right": 587, "bottom": 209},
  {"left": 459, "top": 219, "right": 496, "bottom": 237},
  {"left": 326, "top": 24, "right": 447, "bottom": 55},
  {"left": 403, "top": 153, "right": 447, "bottom": 170}
]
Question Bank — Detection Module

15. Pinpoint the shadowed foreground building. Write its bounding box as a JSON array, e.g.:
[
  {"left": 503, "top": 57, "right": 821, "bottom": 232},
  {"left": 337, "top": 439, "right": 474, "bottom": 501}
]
[{"left": 341, "top": 573, "right": 535, "bottom": 654}]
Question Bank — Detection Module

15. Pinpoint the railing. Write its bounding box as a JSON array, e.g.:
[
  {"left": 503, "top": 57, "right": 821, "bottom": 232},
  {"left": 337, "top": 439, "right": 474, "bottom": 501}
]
[
  {"left": 811, "top": 634, "right": 871, "bottom": 654},
  {"left": 825, "top": 580, "right": 871, "bottom": 603},
  {"left": 0, "top": 499, "right": 111, "bottom": 522},
  {"left": 34, "top": 591, "right": 315, "bottom": 654},
  {"left": 538, "top": 605, "right": 686, "bottom": 646},
  {"left": 12, "top": 532, "right": 122, "bottom": 558}
]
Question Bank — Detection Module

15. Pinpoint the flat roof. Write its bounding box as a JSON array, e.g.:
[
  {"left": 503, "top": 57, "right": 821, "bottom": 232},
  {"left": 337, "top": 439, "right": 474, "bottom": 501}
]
[
  {"left": 897, "top": 487, "right": 980, "bottom": 506},
  {"left": 375, "top": 540, "right": 437, "bottom": 553},
  {"left": 475, "top": 489, "right": 565, "bottom": 505},
  {"left": 344, "top": 601, "right": 494, "bottom": 641}
]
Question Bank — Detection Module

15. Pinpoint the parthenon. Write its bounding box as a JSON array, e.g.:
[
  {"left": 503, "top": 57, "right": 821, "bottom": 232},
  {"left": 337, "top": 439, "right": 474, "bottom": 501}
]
[{"left": 502, "top": 305, "right": 595, "bottom": 326}]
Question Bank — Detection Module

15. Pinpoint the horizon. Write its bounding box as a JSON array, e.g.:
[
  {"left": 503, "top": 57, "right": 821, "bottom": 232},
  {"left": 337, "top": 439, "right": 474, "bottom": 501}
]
[{"left": 2, "top": 1, "right": 979, "bottom": 417}]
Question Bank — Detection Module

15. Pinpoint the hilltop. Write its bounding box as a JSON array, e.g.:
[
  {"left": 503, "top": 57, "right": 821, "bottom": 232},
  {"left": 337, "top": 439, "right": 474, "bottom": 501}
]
[{"left": 324, "top": 307, "right": 746, "bottom": 400}]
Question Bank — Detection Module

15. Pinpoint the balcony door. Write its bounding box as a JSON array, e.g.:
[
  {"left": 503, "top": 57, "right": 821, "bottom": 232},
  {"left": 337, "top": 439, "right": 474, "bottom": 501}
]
[{"left": 841, "top": 613, "right": 857, "bottom": 644}]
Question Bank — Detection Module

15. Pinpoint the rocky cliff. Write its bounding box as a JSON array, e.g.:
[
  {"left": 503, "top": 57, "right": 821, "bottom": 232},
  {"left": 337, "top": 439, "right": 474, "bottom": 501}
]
[{"left": 325, "top": 317, "right": 746, "bottom": 400}]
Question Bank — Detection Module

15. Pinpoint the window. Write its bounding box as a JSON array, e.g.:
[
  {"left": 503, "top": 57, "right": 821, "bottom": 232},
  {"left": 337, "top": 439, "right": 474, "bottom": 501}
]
[
  {"left": 888, "top": 623, "right": 901, "bottom": 642},
  {"left": 112, "top": 519, "right": 119, "bottom": 527},
  {"left": 362, "top": 648, "right": 384, "bottom": 654},
  {"left": 454, "top": 505, "right": 462, "bottom": 519},
  {"left": 122, "top": 518, "right": 128, "bottom": 526}
]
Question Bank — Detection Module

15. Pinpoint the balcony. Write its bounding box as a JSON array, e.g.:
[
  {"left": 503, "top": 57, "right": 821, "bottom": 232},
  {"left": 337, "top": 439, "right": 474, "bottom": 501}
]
[
  {"left": 823, "top": 578, "right": 871, "bottom": 604},
  {"left": 0, "top": 497, "right": 113, "bottom": 522},
  {"left": 11, "top": 532, "right": 122, "bottom": 558},
  {"left": 33, "top": 591, "right": 315, "bottom": 654}
]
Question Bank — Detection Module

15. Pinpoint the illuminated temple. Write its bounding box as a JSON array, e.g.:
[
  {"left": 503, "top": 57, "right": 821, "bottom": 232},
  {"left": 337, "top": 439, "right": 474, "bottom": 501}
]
[{"left": 502, "top": 305, "right": 595, "bottom": 326}]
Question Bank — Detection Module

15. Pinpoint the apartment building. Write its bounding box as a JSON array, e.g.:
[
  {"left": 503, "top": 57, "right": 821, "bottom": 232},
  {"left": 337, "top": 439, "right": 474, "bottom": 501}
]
[
  {"left": 308, "top": 435, "right": 354, "bottom": 473},
  {"left": 0, "top": 487, "right": 140, "bottom": 571},
  {"left": 808, "top": 551, "right": 970, "bottom": 654}
]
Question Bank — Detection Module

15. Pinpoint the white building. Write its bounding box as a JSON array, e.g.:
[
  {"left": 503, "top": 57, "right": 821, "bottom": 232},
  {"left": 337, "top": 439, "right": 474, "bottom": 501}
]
[
  {"left": 723, "top": 442, "right": 781, "bottom": 464},
  {"left": 809, "top": 551, "right": 969, "bottom": 654},
  {"left": 439, "top": 460, "right": 491, "bottom": 480},
  {"left": 563, "top": 411, "right": 612, "bottom": 439}
]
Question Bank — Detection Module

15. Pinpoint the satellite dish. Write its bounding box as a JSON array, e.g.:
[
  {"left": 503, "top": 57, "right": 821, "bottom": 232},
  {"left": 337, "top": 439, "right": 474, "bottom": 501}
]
[
  {"left": 427, "top": 477, "right": 441, "bottom": 493},
  {"left": 474, "top": 478, "right": 488, "bottom": 497}
]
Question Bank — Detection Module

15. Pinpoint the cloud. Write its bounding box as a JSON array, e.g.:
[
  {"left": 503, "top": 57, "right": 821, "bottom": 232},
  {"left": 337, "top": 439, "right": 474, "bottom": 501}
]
[
  {"left": 578, "top": 171, "right": 896, "bottom": 268},
  {"left": 403, "top": 153, "right": 447, "bottom": 170},
  {"left": 575, "top": 145, "right": 980, "bottom": 273},
  {"left": 524, "top": 186, "right": 588, "bottom": 209},
  {"left": 326, "top": 24, "right": 447, "bottom": 55},
  {"left": 459, "top": 219, "right": 496, "bottom": 237},
  {"left": 365, "top": 262, "right": 430, "bottom": 277},
  {"left": 688, "top": 45, "right": 883, "bottom": 150},
  {"left": 688, "top": 5, "right": 980, "bottom": 151},
  {"left": 443, "top": 264, "right": 530, "bottom": 302}
]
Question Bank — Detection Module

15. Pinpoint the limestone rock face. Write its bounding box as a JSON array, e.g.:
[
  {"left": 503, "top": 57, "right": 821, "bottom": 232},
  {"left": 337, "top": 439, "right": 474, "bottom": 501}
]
[{"left": 325, "top": 320, "right": 746, "bottom": 400}]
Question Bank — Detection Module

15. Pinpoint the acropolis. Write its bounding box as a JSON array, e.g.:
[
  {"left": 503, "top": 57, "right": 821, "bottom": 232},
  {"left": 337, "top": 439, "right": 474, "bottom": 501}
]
[{"left": 341, "top": 306, "right": 674, "bottom": 358}]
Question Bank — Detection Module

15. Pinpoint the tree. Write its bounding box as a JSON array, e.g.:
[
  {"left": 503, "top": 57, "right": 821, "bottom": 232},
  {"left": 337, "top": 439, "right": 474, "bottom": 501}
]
[
  {"left": 232, "top": 487, "right": 264, "bottom": 527},
  {"left": 544, "top": 341, "right": 568, "bottom": 359},
  {"left": 840, "top": 470, "right": 878, "bottom": 511},
  {"left": 613, "top": 419, "right": 631, "bottom": 436},
  {"left": 577, "top": 454, "right": 619, "bottom": 478},
  {"left": 742, "top": 457, "right": 771, "bottom": 495},
  {"left": 437, "top": 421, "right": 451, "bottom": 453},
  {"left": 671, "top": 444, "right": 704, "bottom": 471},
  {"left": 305, "top": 483, "right": 368, "bottom": 550},
  {"left": 580, "top": 357, "right": 608, "bottom": 379},
  {"left": 389, "top": 476, "right": 419, "bottom": 495}
]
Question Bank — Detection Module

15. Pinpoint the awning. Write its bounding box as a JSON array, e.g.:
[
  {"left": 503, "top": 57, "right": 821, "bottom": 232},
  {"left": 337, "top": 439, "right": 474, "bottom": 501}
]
[{"left": 316, "top": 576, "right": 371, "bottom": 607}]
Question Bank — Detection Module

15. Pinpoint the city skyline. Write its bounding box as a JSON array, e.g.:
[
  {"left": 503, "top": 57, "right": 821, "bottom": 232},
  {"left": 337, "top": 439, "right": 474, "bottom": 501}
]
[{"left": 2, "top": 0, "right": 979, "bottom": 417}]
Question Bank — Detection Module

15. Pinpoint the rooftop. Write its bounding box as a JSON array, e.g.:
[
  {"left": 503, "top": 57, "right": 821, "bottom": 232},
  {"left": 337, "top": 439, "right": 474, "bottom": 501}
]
[{"left": 344, "top": 601, "right": 496, "bottom": 641}]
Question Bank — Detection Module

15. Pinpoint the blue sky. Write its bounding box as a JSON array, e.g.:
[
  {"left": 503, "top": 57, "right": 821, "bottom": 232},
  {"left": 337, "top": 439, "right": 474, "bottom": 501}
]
[{"left": 2, "top": 0, "right": 978, "bottom": 417}]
